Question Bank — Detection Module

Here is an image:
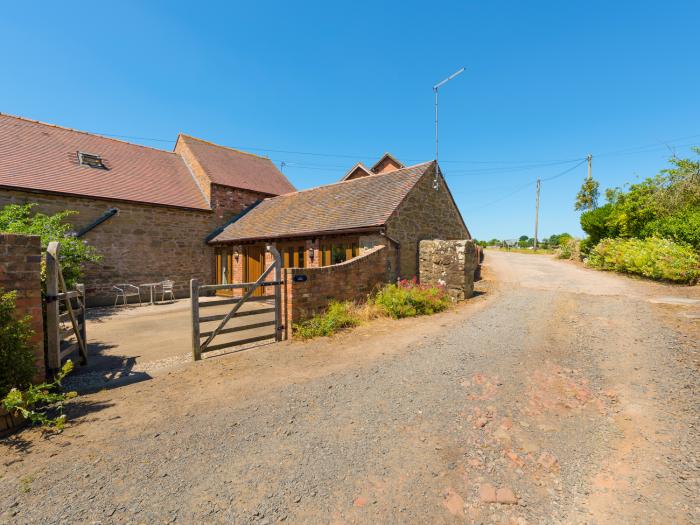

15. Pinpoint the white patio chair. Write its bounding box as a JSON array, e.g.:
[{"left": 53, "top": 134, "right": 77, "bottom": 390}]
[
  {"left": 113, "top": 284, "right": 141, "bottom": 306},
  {"left": 161, "top": 280, "right": 175, "bottom": 302}
]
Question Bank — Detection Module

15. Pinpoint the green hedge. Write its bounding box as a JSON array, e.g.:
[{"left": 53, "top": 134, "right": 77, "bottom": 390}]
[
  {"left": 587, "top": 237, "right": 700, "bottom": 283},
  {"left": 642, "top": 207, "right": 700, "bottom": 250}
]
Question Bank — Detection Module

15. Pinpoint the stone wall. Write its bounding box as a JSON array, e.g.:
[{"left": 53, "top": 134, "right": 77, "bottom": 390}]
[
  {"left": 0, "top": 234, "right": 45, "bottom": 381},
  {"left": 283, "top": 245, "right": 395, "bottom": 334},
  {"left": 0, "top": 189, "right": 263, "bottom": 305},
  {"left": 419, "top": 239, "right": 478, "bottom": 300},
  {"left": 386, "top": 165, "right": 470, "bottom": 279}
]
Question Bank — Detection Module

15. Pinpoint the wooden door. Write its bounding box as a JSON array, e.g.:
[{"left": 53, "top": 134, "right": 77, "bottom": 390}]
[
  {"left": 244, "top": 246, "right": 265, "bottom": 297},
  {"left": 215, "top": 248, "right": 234, "bottom": 296}
]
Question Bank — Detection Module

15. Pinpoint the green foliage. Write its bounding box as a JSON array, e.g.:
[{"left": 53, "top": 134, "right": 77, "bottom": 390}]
[
  {"left": 557, "top": 238, "right": 581, "bottom": 260},
  {"left": 0, "top": 204, "right": 101, "bottom": 287},
  {"left": 293, "top": 301, "right": 360, "bottom": 340},
  {"left": 2, "top": 361, "right": 77, "bottom": 429},
  {"left": 575, "top": 176, "right": 600, "bottom": 211},
  {"left": 579, "top": 149, "right": 700, "bottom": 252},
  {"left": 587, "top": 237, "right": 699, "bottom": 284},
  {"left": 547, "top": 233, "right": 573, "bottom": 247},
  {"left": 517, "top": 236, "right": 534, "bottom": 248},
  {"left": 604, "top": 176, "right": 663, "bottom": 238},
  {"left": 374, "top": 279, "right": 451, "bottom": 319},
  {"left": 641, "top": 207, "right": 700, "bottom": 249},
  {"left": 0, "top": 290, "right": 37, "bottom": 398},
  {"left": 580, "top": 203, "right": 617, "bottom": 246}
]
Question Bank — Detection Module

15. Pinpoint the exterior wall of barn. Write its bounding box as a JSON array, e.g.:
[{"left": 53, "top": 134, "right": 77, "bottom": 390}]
[
  {"left": 0, "top": 188, "right": 262, "bottom": 305},
  {"left": 210, "top": 184, "right": 269, "bottom": 221},
  {"left": 385, "top": 166, "right": 470, "bottom": 279}
]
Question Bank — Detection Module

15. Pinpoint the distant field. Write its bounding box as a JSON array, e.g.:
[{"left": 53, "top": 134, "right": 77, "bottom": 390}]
[{"left": 485, "top": 247, "right": 556, "bottom": 255}]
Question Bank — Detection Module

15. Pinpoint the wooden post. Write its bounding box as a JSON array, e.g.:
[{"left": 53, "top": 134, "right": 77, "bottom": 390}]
[
  {"left": 267, "top": 245, "right": 283, "bottom": 342},
  {"left": 534, "top": 178, "right": 541, "bottom": 250},
  {"left": 190, "top": 279, "right": 201, "bottom": 361},
  {"left": 56, "top": 262, "right": 87, "bottom": 365},
  {"left": 45, "top": 242, "right": 61, "bottom": 370},
  {"left": 77, "top": 283, "right": 86, "bottom": 357}
]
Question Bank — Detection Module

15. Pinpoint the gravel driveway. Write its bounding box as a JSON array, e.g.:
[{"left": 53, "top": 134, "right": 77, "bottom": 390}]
[{"left": 1, "top": 251, "right": 698, "bottom": 524}]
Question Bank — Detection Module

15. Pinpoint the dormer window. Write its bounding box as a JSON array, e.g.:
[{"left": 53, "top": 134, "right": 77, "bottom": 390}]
[{"left": 78, "top": 151, "right": 107, "bottom": 169}]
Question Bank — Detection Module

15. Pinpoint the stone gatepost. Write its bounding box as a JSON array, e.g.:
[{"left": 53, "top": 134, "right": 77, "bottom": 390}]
[{"left": 418, "top": 239, "right": 478, "bottom": 300}]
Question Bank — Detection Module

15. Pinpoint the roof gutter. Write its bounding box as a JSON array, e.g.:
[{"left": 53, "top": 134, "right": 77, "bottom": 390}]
[
  {"left": 205, "top": 200, "right": 262, "bottom": 243},
  {"left": 211, "top": 225, "right": 385, "bottom": 244},
  {"left": 75, "top": 208, "right": 119, "bottom": 238}
]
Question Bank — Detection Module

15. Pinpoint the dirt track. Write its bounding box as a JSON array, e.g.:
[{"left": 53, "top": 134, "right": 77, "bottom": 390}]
[{"left": 1, "top": 251, "right": 698, "bottom": 524}]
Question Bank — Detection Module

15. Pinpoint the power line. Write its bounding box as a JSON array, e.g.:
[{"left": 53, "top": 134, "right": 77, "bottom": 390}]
[
  {"left": 90, "top": 129, "right": 699, "bottom": 172},
  {"left": 467, "top": 158, "right": 589, "bottom": 213},
  {"left": 540, "top": 158, "right": 588, "bottom": 181}
]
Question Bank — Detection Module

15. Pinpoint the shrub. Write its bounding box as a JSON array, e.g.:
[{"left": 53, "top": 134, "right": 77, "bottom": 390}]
[
  {"left": 580, "top": 203, "right": 617, "bottom": 246},
  {"left": 557, "top": 238, "right": 580, "bottom": 260},
  {"left": 293, "top": 301, "right": 360, "bottom": 339},
  {"left": 642, "top": 207, "right": 700, "bottom": 250},
  {"left": 0, "top": 204, "right": 101, "bottom": 287},
  {"left": 587, "top": 237, "right": 700, "bottom": 283},
  {"left": 0, "top": 290, "right": 37, "bottom": 398},
  {"left": 2, "top": 361, "right": 76, "bottom": 429},
  {"left": 374, "top": 278, "right": 451, "bottom": 319}
]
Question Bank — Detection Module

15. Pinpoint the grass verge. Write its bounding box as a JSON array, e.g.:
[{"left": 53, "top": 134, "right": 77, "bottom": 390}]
[{"left": 293, "top": 280, "right": 451, "bottom": 339}]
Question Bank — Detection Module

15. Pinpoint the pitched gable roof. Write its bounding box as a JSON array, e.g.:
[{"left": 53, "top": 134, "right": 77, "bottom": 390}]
[
  {"left": 370, "top": 152, "right": 404, "bottom": 174},
  {"left": 177, "top": 134, "right": 295, "bottom": 196},
  {"left": 211, "top": 161, "right": 434, "bottom": 243},
  {"left": 0, "top": 113, "right": 210, "bottom": 209},
  {"left": 341, "top": 162, "right": 373, "bottom": 181}
]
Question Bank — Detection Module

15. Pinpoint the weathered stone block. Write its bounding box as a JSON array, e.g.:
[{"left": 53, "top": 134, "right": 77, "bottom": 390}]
[{"left": 419, "top": 239, "right": 478, "bottom": 300}]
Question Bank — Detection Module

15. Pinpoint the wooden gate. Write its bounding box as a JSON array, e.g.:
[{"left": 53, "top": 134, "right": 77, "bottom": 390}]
[
  {"left": 45, "top": 241, "right": 88, "bottom": 369},
  {"left": 190, "top": 245, "right": 284, "bottom": 361}
]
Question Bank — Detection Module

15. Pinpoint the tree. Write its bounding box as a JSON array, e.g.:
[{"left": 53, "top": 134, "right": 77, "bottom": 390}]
[
  {"left": 575, "top": 176, "right": 600, "bottom": 211},
  {"left": 578, "top": 148, "right": 700, "bottom": 249},
  {"left": 547, "top": 233, "right": 572, "bottom": 247},
  {"left": 0, "top": 204, "right": 101, "bottom": 287}
]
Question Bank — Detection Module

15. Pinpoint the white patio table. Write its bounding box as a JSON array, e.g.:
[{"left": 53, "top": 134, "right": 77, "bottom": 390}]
[{"left": 139, "top": 282, "right": 162, "bottom": 305}]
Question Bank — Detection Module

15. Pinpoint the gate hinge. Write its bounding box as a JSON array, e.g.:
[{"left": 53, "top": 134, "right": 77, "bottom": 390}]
[{"left": 45, "top": 294, "right": 58, "bottom": 303}]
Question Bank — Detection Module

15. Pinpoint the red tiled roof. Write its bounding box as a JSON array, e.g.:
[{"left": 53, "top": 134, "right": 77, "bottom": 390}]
[
  {"left": 211, "top": 161, "right": 434, "bottom": 242},
  {"left": 0, "top": 113, "right": 210, "bottom": 209},
  {"left": 178, "top": 134, "right": 296, "bottom": 196}
]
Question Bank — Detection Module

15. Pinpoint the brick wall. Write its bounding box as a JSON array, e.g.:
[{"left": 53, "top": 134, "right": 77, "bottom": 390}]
[
  {"left": 386, "top": 165, "right": 470, "bottom": 279},
  {"left": 419, "top": 239, "right": 478, "bottom": 300},
  {"left": 283, "top": 245, "right": 395, "bottom": 334},
  {"left": 210, "top": 184, "right": 270, "bottom": 221},
  {"left": 174, "top": 137, "right": 213, "bottom": 201},
  {"left": 0, "top": 234, "right": 45, "bottom": 381}
]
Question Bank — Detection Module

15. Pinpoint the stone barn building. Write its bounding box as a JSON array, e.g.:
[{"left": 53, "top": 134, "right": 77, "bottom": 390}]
[
  {"left": 0, "top": 113, "right": 295, "bottom": 305},
  {"left": 209, "top": 155, "right": 471, "bottom": 288}
]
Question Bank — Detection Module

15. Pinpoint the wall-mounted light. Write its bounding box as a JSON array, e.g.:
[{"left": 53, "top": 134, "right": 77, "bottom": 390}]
[{"left": 233, "top": 247, "right": 240, "bottom": 262}]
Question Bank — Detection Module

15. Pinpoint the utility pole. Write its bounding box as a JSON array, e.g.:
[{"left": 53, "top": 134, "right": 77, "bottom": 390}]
[
  {"left": 587, "top": 153, "right": 592, "bottom": 180},
  {"left": 534, "top": 178, "right": 541, "bottom": 250},
  {"left": 432, "top": 66, "right": 465, "bottom": 190}
]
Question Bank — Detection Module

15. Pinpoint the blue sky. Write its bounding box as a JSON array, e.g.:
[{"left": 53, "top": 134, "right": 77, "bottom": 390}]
[{"left": 2, "top": 1, "right": 699, "bottom": 240}]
